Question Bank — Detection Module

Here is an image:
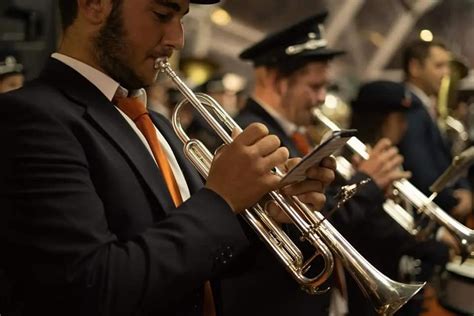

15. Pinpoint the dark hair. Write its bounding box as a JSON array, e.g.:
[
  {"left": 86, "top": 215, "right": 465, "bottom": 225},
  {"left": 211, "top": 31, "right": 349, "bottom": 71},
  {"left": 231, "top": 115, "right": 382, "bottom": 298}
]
[
  {"left": 58, "top": 0, "right": 121, "bottom": 31},
  {"left": 402, "top": 39, "right": 448, "bottom": 78},
  {"left": 58, "top": 0, "right": 78, "bottom": 30}
]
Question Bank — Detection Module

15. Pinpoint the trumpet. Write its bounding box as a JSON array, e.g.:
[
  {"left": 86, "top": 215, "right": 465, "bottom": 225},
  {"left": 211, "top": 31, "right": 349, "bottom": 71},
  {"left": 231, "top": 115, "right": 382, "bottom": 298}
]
[
  {"left": 437, "top": 57, "right": 470, "bottom": 156},
  {"left": 157, "top": 58, "right": 424, "bottom": 315},
  {"left": 313, "top": 108, "right": 474, "bottom": 261}
]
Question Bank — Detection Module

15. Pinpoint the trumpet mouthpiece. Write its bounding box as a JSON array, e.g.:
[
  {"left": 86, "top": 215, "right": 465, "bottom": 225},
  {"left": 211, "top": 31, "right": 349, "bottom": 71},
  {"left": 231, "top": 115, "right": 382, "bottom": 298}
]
[{"left": 154, "top": 57, "right": 169, "bottom": 70}]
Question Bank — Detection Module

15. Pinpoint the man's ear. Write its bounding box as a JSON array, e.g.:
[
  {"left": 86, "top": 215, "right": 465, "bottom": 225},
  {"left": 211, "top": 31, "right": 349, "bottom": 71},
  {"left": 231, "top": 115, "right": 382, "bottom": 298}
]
[
  {"left": 408, "top": 58, "right": 423, "bottom": 79},
  {"left": 77, "top": 0, "right": 113, "bottom": 26},
  {"left": 275, "top": 76, "right": 289, "bottom": 97},
  {"left": 262, "top": 67, "right": 286, "bottom": 96}
]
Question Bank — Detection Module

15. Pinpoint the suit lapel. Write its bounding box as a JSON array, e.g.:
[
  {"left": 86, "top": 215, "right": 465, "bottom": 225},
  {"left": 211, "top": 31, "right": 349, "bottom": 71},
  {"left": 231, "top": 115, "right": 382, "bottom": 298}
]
[
  {"left": 412, "top": 93, "right": 452, "bottom": 160},
  {"left": 149, "top": 112, "right": 204, "bottom": 193},
  {"left": 244, "top": 98, "right": 301, "bottom": 157},
  {"left": 40, "top": 58, "right": 176, "bottom": 213}
]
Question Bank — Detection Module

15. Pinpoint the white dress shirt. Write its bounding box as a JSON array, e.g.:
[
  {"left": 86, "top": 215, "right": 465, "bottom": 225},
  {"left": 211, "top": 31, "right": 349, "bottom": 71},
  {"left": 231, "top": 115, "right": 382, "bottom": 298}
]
[
  {"left": 407, "top": 83, "right": 437, "bottom": 121},
  {"left": 52, "top": 53, "right": 191, "bottom": 202}
]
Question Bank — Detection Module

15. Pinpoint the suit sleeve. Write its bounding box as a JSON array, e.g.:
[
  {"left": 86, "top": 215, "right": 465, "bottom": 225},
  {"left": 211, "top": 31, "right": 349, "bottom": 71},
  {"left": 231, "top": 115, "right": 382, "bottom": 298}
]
[{"left": 0, "top": 94, "right": 249, "bottom": 315}]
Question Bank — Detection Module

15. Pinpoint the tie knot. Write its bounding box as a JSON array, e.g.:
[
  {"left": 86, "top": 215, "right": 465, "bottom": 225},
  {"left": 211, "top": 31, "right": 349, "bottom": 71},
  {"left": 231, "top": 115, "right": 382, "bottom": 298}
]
[{"left": 114, "top": 92, "right": 148, "bottom": 122}]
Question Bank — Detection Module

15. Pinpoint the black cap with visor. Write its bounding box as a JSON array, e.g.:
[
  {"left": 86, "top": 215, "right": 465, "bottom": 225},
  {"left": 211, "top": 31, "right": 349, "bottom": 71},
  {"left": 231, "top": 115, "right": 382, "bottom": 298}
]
[{"left": 190, "top": 0, "right": 220, "bottom": 3}]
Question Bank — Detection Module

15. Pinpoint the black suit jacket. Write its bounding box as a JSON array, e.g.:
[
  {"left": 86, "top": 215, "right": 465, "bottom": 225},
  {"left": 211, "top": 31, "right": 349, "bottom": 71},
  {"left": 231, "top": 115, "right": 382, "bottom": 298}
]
[
  {"left": 0, "top": 59, "right": 249, "bottom": 316},
  {"left": 398, "top": 91, "right": 470, "bottom": 212}
]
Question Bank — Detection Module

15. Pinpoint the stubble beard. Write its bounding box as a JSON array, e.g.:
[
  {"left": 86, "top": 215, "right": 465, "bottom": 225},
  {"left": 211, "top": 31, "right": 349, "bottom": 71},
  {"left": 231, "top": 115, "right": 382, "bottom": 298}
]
[{"left": 93, "top": 1, "right": 148, "bottom": 90}]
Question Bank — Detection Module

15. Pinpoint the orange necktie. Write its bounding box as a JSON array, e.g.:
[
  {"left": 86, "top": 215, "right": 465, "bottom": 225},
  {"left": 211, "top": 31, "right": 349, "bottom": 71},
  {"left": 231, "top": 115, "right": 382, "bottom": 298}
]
[
  {"left": 291, "top": 130, "right": 312, "bottom": 155},
  {"left": 115, "top": 94, "right": 183, "bottom": 206},
  {"left": 114, "top": 93, "right": 216, "bottom": 316}
]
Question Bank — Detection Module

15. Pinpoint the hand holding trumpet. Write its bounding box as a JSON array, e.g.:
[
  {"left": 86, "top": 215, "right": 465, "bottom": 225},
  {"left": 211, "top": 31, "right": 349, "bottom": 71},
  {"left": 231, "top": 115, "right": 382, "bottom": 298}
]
[
  {"left": 353, "top": 138, "right": 411, "bottom": 195},
  {"left": 206, "top": 122, "right": 337, "bottom": 217}
]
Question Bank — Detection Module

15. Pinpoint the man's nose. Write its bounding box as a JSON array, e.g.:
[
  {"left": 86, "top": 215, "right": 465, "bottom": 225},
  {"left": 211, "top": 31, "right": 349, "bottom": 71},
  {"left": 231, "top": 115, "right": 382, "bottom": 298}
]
[
  {"left": 162, "top": 21, "right": 185, "bottom": 51},
  {"left": 314, "top": 87, "right": 327, "bottom": 106}
]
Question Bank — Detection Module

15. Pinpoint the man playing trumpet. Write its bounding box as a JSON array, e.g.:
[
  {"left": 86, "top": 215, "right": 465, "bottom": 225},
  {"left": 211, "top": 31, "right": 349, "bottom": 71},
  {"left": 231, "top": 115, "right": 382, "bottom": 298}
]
[{"left": 0, "top": 1, "right": 336, "bottom": 315}]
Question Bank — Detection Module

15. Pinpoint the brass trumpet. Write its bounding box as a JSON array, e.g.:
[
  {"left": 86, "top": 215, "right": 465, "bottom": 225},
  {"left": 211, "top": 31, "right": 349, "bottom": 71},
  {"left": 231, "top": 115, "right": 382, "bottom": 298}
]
[
  {"left": 313, "top": 108, "right": 474, "bottom": 261},
  {"left": 437, "top": 57, "right": 470, "bottom": 156},
  {"left": 157, "top": 58, "right": 424, "bottom": 315}
]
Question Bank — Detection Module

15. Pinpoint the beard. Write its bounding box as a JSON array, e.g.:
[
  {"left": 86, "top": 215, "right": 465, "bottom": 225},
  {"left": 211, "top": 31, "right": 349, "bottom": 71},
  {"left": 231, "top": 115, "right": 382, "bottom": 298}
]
[{"left": 93, "top": 1, "right": 148, "bottom": 90}]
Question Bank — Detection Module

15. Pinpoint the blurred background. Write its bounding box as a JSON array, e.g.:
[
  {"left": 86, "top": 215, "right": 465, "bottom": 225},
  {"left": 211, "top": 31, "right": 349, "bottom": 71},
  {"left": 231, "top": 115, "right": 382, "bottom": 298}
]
[
  {"left": 1, "top": 0, "right": 473, "bottom": 90},
  {"left": 1, "top": 0, "right": 473, "bottom": 129}
]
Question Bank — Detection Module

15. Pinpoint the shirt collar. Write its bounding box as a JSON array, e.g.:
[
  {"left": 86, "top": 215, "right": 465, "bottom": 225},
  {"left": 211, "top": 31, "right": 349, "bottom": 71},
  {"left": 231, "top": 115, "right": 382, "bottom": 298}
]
[
  {"left": 115, "top": 85, "right": 148, "bottom": 105},
  {"left": 252, "top": 95, "right": 299, "bottom": 136},
  {"left": 406, "top": 83, "right": 433, "bottom": 110},
  {"left": 51, "top": 52, "right": 147, "bottom": 104}
]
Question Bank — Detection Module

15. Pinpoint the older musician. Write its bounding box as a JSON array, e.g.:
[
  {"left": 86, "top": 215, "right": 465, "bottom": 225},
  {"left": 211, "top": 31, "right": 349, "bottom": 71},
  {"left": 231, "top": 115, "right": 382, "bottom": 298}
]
[
  {"left": 219, "top": 12, "right": 412, "bottom": 316},
  {"left": 0, "top": 1, "right": 337, "bottom": 315}
]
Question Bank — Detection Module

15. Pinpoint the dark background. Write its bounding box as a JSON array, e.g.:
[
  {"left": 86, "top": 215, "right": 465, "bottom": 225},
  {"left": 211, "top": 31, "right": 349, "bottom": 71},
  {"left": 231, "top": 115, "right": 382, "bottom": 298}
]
[{"left": 0, "top": 0, "right": 59, "bottom": 80}]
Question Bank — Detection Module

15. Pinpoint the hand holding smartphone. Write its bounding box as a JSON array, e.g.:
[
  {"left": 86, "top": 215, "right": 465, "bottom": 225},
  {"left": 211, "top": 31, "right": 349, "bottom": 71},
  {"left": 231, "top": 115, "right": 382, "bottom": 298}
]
[{"left": 279, "top": 129, "right": 357, "bottom": 186}]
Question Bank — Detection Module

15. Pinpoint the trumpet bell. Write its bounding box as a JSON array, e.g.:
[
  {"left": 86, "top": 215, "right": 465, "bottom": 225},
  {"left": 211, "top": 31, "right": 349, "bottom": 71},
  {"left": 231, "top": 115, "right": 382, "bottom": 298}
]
[{"left": 373, "top": 281, "right": 425, "bottom": 315}]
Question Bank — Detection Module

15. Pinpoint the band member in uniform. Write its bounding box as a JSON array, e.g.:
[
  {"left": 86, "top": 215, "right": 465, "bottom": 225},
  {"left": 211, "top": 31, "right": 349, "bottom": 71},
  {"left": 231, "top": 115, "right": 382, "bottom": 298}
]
[
  {"left": 399, "top": 40, "right": 472, "bottom": 222},
  {"left": 219, "top": 12, "right": 413, "bottom": 316}
]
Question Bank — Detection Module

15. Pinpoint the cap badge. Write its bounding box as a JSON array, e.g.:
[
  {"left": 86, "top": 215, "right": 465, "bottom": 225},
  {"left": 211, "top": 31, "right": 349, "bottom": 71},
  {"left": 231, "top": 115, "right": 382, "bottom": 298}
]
[{"left": 285, "top": 25, "right": 328, "bottom": 55}]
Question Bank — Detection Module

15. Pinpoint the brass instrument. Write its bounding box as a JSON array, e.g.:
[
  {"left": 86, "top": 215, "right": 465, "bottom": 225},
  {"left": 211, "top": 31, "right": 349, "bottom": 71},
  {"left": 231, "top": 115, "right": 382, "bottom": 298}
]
[
  {"left": 438, "top": 57, "right": 470, "bottom": 156},
  {"left": 313, "top": 108, "right": 474, "bottom": 261},
  {"left": 157, "top": 58, "right": 425, "bottom": 315}
]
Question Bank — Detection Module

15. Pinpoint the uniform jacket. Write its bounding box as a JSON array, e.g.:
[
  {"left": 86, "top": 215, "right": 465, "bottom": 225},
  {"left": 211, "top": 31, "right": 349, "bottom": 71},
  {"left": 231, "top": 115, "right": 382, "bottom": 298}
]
[{"left": 398, "top": 90, "right": 470, "bottom": 212}]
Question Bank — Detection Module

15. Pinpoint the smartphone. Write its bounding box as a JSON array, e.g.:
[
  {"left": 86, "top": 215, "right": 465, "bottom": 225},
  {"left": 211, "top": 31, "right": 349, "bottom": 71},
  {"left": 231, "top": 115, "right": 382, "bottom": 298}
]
[{"left": 279, "top": 129, "right": 357, "bottom": 186}]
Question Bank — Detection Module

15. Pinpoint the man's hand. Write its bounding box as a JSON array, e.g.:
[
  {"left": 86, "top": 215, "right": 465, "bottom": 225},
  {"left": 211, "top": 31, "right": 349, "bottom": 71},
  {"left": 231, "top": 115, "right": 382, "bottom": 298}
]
[
  {"left": 266, "top": 156, "right": 337, "bottom": 223},
  {"left": 206, "top": 123, "right": 289, "bottom": 213},
  {"left": 355, "top": 138, "right": 411, "bottom": 194},
  {"left": 452, "top": 188, "right": 473, "bottom": 220}
]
